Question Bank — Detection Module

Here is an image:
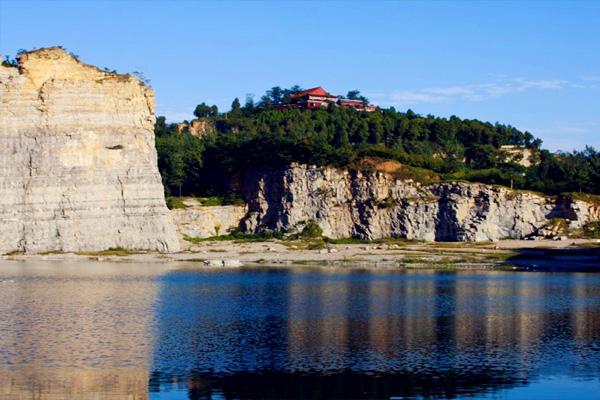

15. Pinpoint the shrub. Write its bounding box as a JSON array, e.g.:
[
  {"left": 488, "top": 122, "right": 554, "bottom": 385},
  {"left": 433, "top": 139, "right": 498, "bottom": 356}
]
[
  {"left": 300, "top": 220, "right": 323, "bottom": 238},
  {"left": 76, "top": 247, "right": 139, "bottom": 256},
  {"left": 200, "top": 194, "right": 245, "bottom": 206},
  {"left": 200, "top": 196, "right": 223, "bottom": 206},
  {"left": 183, "top": 229, "right": 283, "bottom": 244},
  {"left": 166, "top": 196, "right": 188, "bottom": 209},
  {"left": 583, "top": 221, "right": 600, "bottom": 238},
  {"left": 562, "top": 192, "right": 600, "bottom": 207},
  {"left": 378, "top": 194, "right": 397, "bottom": 209}
]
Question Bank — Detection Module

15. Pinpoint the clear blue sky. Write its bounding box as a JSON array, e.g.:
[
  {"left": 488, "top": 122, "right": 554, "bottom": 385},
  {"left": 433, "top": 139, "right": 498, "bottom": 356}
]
[{"left": 1, "top": 1, "right": 598, "bottom": 151}]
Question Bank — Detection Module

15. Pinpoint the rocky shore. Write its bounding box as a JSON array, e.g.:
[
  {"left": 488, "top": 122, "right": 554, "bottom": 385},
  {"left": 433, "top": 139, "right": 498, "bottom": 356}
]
[{"left": 3, "top": 238, "right": 599, "bottom": 272}]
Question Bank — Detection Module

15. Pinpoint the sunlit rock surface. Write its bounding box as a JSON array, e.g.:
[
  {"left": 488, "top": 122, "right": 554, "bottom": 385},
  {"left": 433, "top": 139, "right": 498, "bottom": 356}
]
[
  {"left": 170, "top": 197, "right": 246, "bottom": 241},
  {"left": 240, "top": 163, "right": 600, "bottom": 241},
  {"left": 0, "top": 48, "right": 179, "bottom": 253}
]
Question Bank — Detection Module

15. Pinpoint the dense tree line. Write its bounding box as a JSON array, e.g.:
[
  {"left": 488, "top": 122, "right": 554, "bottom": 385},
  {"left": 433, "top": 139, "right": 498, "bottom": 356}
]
[
  {"left": 155, "top": 117, "right": 204, "bottom": 196},
  {"left": 155, "top": 86, "right": 599, "bottom": 198}
]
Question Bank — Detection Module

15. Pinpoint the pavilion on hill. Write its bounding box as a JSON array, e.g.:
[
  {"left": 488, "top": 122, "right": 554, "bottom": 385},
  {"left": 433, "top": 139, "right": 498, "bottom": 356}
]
[
  {"left": 289, "top": 87, "right": 338, "bottom": 109},
  {"left": 284, "top": 86, "right": 377, "bottom": 112}
]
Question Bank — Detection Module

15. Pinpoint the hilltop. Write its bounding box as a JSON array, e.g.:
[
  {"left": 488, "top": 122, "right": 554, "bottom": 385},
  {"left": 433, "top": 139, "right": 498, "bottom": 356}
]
[{"left": 154, "top": 87, "right": 599, "bottom": 200}]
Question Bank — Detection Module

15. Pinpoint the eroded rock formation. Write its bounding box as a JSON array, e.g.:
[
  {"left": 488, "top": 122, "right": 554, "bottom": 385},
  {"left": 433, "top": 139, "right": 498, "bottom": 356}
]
[
  {"left": 0, "top": 48, "right": 179, "bottom": 253},
  {"left": 170, "top": 198, "right": 246, "bottom": 239},
  {"left": 240, "top": 163, "right": 600, "bottom": 241}
]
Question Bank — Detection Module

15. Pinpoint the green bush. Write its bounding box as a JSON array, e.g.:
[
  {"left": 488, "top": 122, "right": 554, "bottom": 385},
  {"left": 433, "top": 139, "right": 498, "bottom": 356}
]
[
  {"left": 183, "top": 229, "right": 283, "bottom": 244},
  {"left": 200, "top": 194, "right": 245, "bottom": 206},
  {"left": 562, "top": 192, "right": 600, "bottom": 207},
  {"left": 323, "top": 237, "right": 371, "bottom": 244},
  {"left": 583, "top": 221, "right": 600, "bottom": 238},
  {"left": 166, "top": 197, "right": 188, "bottom": 209},
  {"left": 300, "top": 220, "right": 323, "bottom": 238},
  {"left": 378, "top": 194, "right": 397, "bottom": 209},
  {"left": 200, "top": 196, "right": 224, "bottom": 206}
]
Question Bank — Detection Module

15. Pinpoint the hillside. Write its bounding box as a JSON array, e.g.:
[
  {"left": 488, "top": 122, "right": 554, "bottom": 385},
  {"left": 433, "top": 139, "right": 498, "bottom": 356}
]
[{"left": 155, "top": 89, "right": 600, "bottom": 199}]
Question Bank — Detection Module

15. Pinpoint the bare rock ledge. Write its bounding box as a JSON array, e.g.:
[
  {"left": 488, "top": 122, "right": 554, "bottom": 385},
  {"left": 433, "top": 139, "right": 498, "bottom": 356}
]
[{"left": 239, "top": 163, "right": 600, "bottom": 242}]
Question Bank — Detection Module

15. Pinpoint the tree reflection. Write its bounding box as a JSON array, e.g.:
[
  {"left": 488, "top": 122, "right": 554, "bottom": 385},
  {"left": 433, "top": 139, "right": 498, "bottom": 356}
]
[{"left": 149, "top": 268, "right": 600, "bottom": 399}]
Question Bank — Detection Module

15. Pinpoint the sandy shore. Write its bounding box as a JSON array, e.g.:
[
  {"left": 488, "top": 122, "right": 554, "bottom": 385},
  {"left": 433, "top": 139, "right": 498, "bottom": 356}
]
[{"left": 3, "top": 238, "right": 599, "bottom": 271}]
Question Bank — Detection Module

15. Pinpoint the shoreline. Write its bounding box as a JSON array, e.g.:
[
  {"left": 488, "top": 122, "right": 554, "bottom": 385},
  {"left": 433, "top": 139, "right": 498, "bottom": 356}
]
[{"left": 2, "top": 239, "right": 599, "bottom": 272}]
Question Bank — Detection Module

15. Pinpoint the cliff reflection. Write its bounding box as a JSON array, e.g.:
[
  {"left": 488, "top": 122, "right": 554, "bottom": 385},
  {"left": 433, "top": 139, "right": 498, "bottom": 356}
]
[
  {"left": 0, "top": 261, "right": 161, "bottom": 399},
  {"left": 150, "top": 268, "right": 600, "bottom": 399},
  {"left": 2, "top": 263, "right": 600, "bottom": 399}
]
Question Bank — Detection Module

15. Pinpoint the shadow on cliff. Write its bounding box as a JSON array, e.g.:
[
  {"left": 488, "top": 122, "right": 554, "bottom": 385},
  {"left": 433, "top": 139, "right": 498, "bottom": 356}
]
[{"left": 503, "top": 245, "right": 600, "bottom": 272}]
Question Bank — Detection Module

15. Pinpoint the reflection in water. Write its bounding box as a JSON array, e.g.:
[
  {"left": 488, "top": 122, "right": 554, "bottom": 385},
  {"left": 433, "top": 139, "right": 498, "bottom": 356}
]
[
  {"left": 1, "top": 263, "right": 600, "bottom": 399},
  {"left": 149, "top": 268, "right": 600, "bottom": 399},
  {"left": 0, "top": 261, "right": 161, "bottom": 399}
]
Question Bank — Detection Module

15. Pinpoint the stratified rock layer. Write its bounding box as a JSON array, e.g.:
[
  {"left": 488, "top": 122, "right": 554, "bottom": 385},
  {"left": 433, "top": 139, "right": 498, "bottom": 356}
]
[
  {"left": 0, "top": 48, "right": 179, "bottom": 253},
  {"left": 241, "top": 163, "right": 600, "bottom": 241},
  {"left": 170, "top": 198, "right": 246, "bottom": 239}
]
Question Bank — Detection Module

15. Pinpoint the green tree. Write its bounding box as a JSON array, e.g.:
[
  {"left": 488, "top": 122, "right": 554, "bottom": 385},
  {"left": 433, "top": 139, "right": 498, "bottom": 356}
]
[
  {"left": 243, "top": 94, "right": 256, "bottom": 114},
  {"left": 156, "top": 86, "right": 600, "bottom": 198},
  {"left": 154, "top": 116, "right": 170, "bottom": 137},
  {"left": 346, "top": 90, "right": 361, "bottom": 100},
  {"left": 229, "top": 98, "right": 242, "bottom": 118},
  {"left": 156, "top": 135, "right": 186, "bottom": 196},
  {"left": 231, "top": 98, "right": 241, "bottom": 112},
  {"left": 193, "top": 103, "right": 212, "bottom": 118},
  {"left": 346, "top": 89, "right": 369, "bottom": 104}
]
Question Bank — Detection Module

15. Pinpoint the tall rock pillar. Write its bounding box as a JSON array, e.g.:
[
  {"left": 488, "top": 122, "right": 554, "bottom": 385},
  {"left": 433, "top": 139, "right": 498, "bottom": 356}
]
[{"left": 0, "top": 48, "right": 179, "bottom": 253}]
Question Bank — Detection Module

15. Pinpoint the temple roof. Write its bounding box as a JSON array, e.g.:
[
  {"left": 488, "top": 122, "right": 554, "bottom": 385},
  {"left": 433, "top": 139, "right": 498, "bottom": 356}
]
[{"left": 290, "top": 86, "right": 336, "bottom": 99}]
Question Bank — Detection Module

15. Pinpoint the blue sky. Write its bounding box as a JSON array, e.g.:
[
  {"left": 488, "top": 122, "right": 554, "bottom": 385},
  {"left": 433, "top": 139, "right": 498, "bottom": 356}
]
[{"left": 1, "top": 0, "right": 598, "bottom": 151}]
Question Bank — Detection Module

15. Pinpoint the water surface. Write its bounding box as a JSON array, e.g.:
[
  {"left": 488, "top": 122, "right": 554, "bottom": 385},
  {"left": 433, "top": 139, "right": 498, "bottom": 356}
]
[{"left": 1, "top": 261, "right": 600, "bottom": 399}]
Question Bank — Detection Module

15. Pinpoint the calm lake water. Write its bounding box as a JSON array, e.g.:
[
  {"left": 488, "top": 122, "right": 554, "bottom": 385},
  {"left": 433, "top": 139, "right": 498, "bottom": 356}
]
[{"left": 1, "top": 262, "right": 600, "bottom": 399}]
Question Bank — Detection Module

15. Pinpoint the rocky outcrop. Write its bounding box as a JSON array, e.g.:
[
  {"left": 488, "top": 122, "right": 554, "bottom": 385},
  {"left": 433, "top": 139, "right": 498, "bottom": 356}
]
[
  {"left": 0, "top": 48, "right": 179, "bottom": 253},
  {"left": 500, "top": 145, "right": 537, "bottom": 167},
  {"left": 175, "top": 118, "right": 213, "bottom": 137},
  {"left": 171, "top": 198, "right": 246, "bottom": 239},
  {"left": 240, "top": 163, "right": 600, "bottom": 242}
]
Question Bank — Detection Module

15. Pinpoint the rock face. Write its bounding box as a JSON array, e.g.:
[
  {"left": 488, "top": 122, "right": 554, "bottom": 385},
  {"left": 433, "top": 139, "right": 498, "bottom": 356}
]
[
  {"left": 240, "top": 163, "right": 600, "bottom": 241},
  {"left": 170, "top": 198, "right": 246, "bottom": 240},
  {"left": 0, "top": 48, "right": 179, "bottom": 253},
  {"left": 175, "top": 119, "right": 213, "bottom": 137}
]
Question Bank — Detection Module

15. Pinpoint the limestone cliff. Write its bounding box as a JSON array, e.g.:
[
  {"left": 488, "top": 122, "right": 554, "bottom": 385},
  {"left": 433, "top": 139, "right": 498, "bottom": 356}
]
[
  {"left": 0, "top": 48, "right": 179, "bottom": 253},
  {"left": 240, "top": 163, "right": 600, "bottom": 241},
  {"left": 170, "top": 198, "right": 246, "bottom": 239}
]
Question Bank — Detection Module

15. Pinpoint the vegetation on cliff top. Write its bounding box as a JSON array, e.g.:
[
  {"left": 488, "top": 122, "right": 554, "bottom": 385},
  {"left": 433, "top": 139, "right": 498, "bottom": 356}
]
[{"left": 155, "top": 86, "right": 600, "bottom": 198}]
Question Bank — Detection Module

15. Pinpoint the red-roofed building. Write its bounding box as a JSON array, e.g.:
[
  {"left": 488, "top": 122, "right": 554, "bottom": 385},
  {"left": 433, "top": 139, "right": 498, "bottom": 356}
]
[
  {"left": 338, "top": 99, "right": 364, "bottom": 110},
  {"left": 338, "top": 99, "right": 378, "bottom": 112},
  {"left": 279, "top": 86, "right": 377, "bottom": 112},
  {"left": 290, "top": 86, "right": 338, "bottom": 109}
]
